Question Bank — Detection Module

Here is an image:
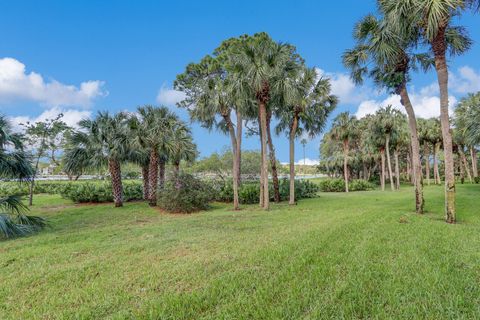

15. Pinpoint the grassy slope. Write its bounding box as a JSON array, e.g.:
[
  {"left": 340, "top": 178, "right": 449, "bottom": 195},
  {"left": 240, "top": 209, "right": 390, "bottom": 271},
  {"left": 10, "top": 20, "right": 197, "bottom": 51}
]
[{"left": 1, "top": 185, "right": 479, "bottom": 319}]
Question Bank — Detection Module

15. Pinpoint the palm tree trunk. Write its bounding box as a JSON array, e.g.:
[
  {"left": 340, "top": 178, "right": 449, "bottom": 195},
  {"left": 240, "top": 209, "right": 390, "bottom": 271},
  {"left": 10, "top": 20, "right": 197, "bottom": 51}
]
[
  {"left": 266, "top": 111, "right": 280, "bottom": 203},
  {"left": 459, "top": 154, "right": 464, "bottom": 184},
  {"left": 433, "top": 143, "right": 440, "bottom": 184},
  {"left": 159, "top": 158, "right": 166, "bottom": 190},
  {"left": 424, "top": 144, "right": 431, "bottom": 186},
  {"left": 258, "top": 115, "right": 265, "bottom": 208},
  {"left": 386, "top": 135, "right": 394, "bottom": 191},
  {"left": 343, "top": 139, "right": 349, "bottom": 193},
  {"left": 223, "top": 112, "right": 240, "bottom": 210},
  {"left": 394, "top": 149, "right": 400, "bottom": 190},
  {"left": 174, "top": 161, "right": 180, "bottom": 175},
  {"left": 406, "top": 152, "right": 411, "bottom": 183},
  {"left": 141, "top": 165, "right": 149, "bottom": 200},
  {"left": 470, "top": 147, "right": 478, "bottom": 179},
  {"left": 259, "top": 102, "right": 269, "bottom": 210},
  {"left": 148, "top": 149, "right": 159, "bottom": 206},
  {"left": 28, "top": 154, "right": 42, "bottom": 206},
  {"left": 459, "top": 146, "right": 472, "bottom": 183},
  {"left": 108, "top": 158, "right": 123, "bottom": 207},
  {"left": 432, "top": 26, "right": 455, "bottom": 223},
  {"left": 289, "top": 114, "right": 299, "bottom": 205},
  {"left": 380, "top": 148, "right": 385, "bottom": 191},
  {"left": 236, "top": 110, "right": 242, "bottom": 184},
  {"left": 399, "top": 84, "right": 424, "bottom": 213}
]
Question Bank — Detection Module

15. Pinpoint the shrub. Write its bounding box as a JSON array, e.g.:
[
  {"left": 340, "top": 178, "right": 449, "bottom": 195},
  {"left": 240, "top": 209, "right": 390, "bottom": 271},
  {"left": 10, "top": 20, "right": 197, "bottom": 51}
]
[
  {"left": 158, "top": 173, "right": 213, "bottom": 213},
  {"left": 212, "top": 178, "right": 319, "bottom": 204},
  {"left": 318, "top": 179, "right": 345, "bottom": 192},
  {"left": 318, "top": 179, "right": 374, "bottom": 192},
  {"left": 349, "top": 179, "right": 375, "bottom": 191}
]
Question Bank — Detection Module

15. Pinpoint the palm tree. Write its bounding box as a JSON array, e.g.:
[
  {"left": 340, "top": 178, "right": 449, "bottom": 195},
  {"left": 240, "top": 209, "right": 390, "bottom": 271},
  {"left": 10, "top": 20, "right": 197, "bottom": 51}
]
[
  {"left": 128, "top": 146, "right": 150, "bottom": 200},
  {"left": 343, "top": 12, "right": 428, "bottom": 212},
  {"left": 169, "top": 123, "right": 198, "bottom": 174},
  {"left": 130, "top": 106, "right": 178, "bottom": 206},
  {"left": 0, "top": 116, "right": 46, "bottom": 239},
  {"left": 375, "top": 106, "right": 402, "bottom": 191},
  {"left": 276, "top": 67, "right": 337, "bottom": 204},
  {"left": 456, "top": 92, "right": 480, "bottom": 179},
  {"left": 175, "top": 52, "right": 246, "bottom": 210},
  {"left": 392, "top": 117, "right": 410, "bottom": 190},
  {"left": 301, "top": 139, "right": 307, "bottom": 165},
  {"left": 330, "top": 112, "right": 358, "bottom": 192},
  {"left": 64, "top": 112, "right": 129, "bottom": 207},
  {"left": 453, "top": 127, "right": 473, "bottom": 183},
  {"left": 380, "top": 0, "right": 473, "bottom": 222},
  {"left": 229, "top": 33, "right": 302, "bottom": 209},
  {"left": 365, "top": 114, "right": 388, "bottom": 191}
]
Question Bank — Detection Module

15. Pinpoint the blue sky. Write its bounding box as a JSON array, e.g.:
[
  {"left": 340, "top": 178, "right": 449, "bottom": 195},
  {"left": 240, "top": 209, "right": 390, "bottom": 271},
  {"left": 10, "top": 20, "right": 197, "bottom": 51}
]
[{"left": 1, "top": 1, "right": 479, "bottom": 164}]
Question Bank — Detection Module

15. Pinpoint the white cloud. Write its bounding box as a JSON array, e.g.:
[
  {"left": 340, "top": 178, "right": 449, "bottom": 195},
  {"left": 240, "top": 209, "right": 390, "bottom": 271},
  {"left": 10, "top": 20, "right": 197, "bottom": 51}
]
[
  {"left": 295, "top": 158, "right": 319, "bottom": 166},
  {"left": 0, "top": 57, "right": 106, "bottom": 107},
  {"left": 355, "top": 91, "right": 457, "bottom": 119},
  {"left": 156, "top": 85, "right": 185, "bottom": 106},
  {"left": 450, "top": 66, "right": 480, "bottom": 94},
  {"left": 10, "top": 107, "right": 91, "bottom": 131},
  {"left": 316, "top": 68, "right": 371, "bottom": 104}
]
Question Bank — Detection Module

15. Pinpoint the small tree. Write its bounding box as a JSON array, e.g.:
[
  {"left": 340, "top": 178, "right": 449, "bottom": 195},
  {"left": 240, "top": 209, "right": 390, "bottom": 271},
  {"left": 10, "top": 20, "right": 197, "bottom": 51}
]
[{"left": 21, "top": 113, "right": 70, "bottom": 206}]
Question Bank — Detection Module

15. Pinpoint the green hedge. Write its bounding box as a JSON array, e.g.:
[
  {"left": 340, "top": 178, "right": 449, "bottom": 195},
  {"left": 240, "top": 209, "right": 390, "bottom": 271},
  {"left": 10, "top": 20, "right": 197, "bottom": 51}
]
[
  {"left": 0, "top": 180, "right": 143, "bottom": 203},
  {"left": 214, "top": 178, "right": 319, "bottom": 204},
  {"left": 0, "top": 181, "right": 70, "bottom": 197},
  {"left": 60, "top": 181, "right": 143, "bottom": 203},
  {"left": 318, "top": 179, "right": 375, "bottom": 192}
]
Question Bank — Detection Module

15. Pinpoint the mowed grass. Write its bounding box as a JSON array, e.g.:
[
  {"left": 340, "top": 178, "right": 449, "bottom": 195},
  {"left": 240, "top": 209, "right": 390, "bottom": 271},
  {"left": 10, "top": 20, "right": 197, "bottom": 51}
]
[{"left": 1, "top": 184, "right": 480, "bottom": 319}]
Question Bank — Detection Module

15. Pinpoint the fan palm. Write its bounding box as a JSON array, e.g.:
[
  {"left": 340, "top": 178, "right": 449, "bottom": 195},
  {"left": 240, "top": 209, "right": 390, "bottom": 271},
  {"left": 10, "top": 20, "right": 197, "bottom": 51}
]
[
  {"left": 169, "top": 124, "right": 198, "bottom": 174},
  {"left": 276, "top": 67, "right": 337, "bottom": 204},
  {"left": 379, "top": 0, "right": 473, "bottom": 222},
  {"left": 375, "top": 106, "right": 403, "bottom": 191},
  {"left": 342, "top": 12, "right": 428, "bottom": 212},
  {"left": 64, "top": 111, "right": 129, "bottom": 207},
  {"left": 330, "top": 112, "right": 358, "bottom": 192},
  {"left": 175, "top": 52, "right": 245, "bottom": 210},
  {"left": 229, "top": 32, "right": 303, "bottom": 209},
  {"left": 456, "top": 92, "right": 480, "bottom": 179},
  {"left": 130, "top": 106, "right": 178, "bottom": 206},
  {"left": 0, "top": 115, "right": 46, "bottom": 239}
]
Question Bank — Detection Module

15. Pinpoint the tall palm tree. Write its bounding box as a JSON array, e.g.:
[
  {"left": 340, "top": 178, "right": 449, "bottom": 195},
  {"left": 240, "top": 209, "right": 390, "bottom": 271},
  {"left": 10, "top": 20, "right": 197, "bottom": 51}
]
[
  {"left": 392, "top": 118, "right": 410, "bottom": 190},
  {"left": 175, "top": 52, "right": 246, "bottom": 210},
  {"left": 130, "top": 106, "right": 178, "bottom": 206},
  {"left": 375, "top": 106, "right": 403, "bottom": 191},
  {"left": 343, "top": 12, "right": 428, "bottom": 212},
  {"left": 0, "top": 116, "right": 46, "bottom": 239},
  {"left": 229, "top": 32, "right": 303, "bottom": 210},
  {"left": 65, "top": 112, "right": 129, "bottom": 207},
  {"left": 330, "top": 112, "right": 358, "bottom": 192},
  {"left": 380, "top": 0, "right": 472, "bottom": 222},
  {"left": 276, "top": 67, "right": 337, "bottom": 204}
]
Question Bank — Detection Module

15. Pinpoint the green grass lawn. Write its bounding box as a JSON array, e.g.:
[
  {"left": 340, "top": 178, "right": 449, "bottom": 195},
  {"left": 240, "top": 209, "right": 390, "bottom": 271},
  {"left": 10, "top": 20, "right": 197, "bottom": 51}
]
[{"left": 1, "top": 184, "right": 480, "bottom": 319}]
